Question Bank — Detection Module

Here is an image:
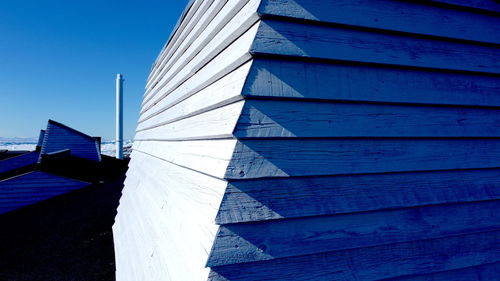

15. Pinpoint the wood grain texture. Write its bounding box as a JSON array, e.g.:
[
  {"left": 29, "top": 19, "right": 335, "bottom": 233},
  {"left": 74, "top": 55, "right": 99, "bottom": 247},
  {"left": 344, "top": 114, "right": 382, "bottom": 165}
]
[
  {"left": 208, "top": 230, "right": 500, "bottom": 281},
  {"left": 251, "top": 20, "right": 500, "bottom": 74},
  {"left": 117, "top": 151, "right": 228, "bottom": 281},
  {"left": 234, "top": 99, "right": 500, "bottom": 138},
  {"left": 133, "top": 139, "right": 237, "bottom": 179},
  {"left": 145, "top": 0, "right": 221, "bottom": 94},
  {"left": 208, "top": 200, "right": 500, "bottom": 266},
  {"left": 225, "top": 139, "right": 500, "bottom": 179},
  {"left": 258, "top": 0, "right": 500, "bottom": 44},
  {"left": 216, "top": 168, "right": 500, "bottom": 224},
  {"left": 242, "top": 59, "right": 500, "bottom": 107},
  {"left": 142, "top": 0, "right": 259, "bottom": 112},
  {"left": 146, "top": 0, "right": 206, "bottom": 86},
  {"left": 137, "top": 61, "right": 252, "bottom": 131},
  {"left": 385, "top": 262, "right": 500, "bottom": 281},
  {"left": 135, "top": 100, "right": 244, "bottom": 141},
  {"left": 423, "top": 0, "right": 500, "bottom": 12},
  {"left": 139, "top": 23, "right": 258, "bottom": 122}
]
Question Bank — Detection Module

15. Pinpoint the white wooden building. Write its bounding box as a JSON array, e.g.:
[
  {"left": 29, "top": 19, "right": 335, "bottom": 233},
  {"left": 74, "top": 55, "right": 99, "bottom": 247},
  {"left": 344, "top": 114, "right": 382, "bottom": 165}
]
[{"left": 113, "top": 0, "right": 500, "bottom": 280}]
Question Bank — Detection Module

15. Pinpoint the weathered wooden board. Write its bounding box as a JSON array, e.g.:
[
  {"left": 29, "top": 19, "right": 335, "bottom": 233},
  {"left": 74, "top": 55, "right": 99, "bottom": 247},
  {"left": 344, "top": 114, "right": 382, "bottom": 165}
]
[
  {"left": 242, "top": 59, "right": 500, "bottom": 107},
  {"left": 385, "top": 262, "right": 500, "bottom": 280},
  {"left": 41, "top": 120, "right": 100, "bottom": 162},
  {"left": 120, "top": 150, "right": 228, "bottom": 281},
  {"left": 216, "top": 168, "right": 500, "bottom": 224},
  {"left": 133, "top": 139, "right": 237, "bottom": 178},
  {"left": 146, "top": 0, "right": 221, "bottom": 93},
  {"left": 135, "top": 100, "right": 244, "bottom": 141},
  {"left": 139, "top": 23, "right": 258, "bottom": 122},
  {"left": 258, "top": 0, "right": 500, "bottom": 44},
  {"left": 423, "top": 0, "right": 500, "bottom": 12},
  {"left": 147, "top": 0, "right": 206, "bottom": 85},
  {"left": 251, "top": 20, "right": 500, "bottom": 74},
  {"left": 142, "top": 0, "right": 260, "bottom": 112},
  {"left": 208, "top": 230, "right": 500, "bottom": 281},
  {"left": 208, "top": 200, "right": 500, "bottom": 266},
  {"left": 137, "top": 61, "right": 251, "bottom": 131},
  {"left": 234, "top": 99, "right": 500, "bottom": 138},
  {"left": 226, "top": 139, "right": 500, "bottom": 179}
]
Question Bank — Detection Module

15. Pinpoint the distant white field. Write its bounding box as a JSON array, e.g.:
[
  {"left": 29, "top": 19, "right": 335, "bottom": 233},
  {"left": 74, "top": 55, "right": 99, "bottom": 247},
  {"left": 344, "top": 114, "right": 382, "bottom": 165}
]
[{"left": 0, "top": 140, "right": 133, "bottom": 157}]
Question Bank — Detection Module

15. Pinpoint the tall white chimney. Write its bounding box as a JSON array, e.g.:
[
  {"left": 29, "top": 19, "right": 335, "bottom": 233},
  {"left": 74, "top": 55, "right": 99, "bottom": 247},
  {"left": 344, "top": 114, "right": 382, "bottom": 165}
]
[{"left": 116, "top": 74, "right": 124, "bottom": 160}]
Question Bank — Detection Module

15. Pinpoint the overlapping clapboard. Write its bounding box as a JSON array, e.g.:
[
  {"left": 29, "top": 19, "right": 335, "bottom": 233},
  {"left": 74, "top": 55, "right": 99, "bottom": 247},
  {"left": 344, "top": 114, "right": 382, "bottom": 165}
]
[{"left": 114, "top": 0, "right": 500, "bottom": 280}]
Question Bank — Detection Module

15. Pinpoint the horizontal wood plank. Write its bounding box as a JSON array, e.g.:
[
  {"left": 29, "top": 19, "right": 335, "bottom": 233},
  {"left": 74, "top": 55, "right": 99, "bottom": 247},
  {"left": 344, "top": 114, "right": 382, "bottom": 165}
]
[
  {"left": 243, "top": 59, "right": 500, "bottom": 107},
  {"left": 209, "top": 200, "right": 500, "bottom": 266},
  {"left": 209, "top": 230, "right": 500, "bottom": 281},
  {"left": 135, "top": 100, "right": 244, "bottom": 140},
  {"left": 142, "top": 0, "right": 260, "bottom": 112},
  {"left": 259, "top": 0, "right": 500, "bottom": 44},
  {"left": 133, "top": 139, "right": 237, "bottom": 180},
  {"left": 226, "top": 139, "right": 500, "bottom": 179},
  {"left": 216, "top": 168, "right": 500, "bottom": 224},
  {"left": 139, "top": 23, "right": 259, "bottom": 122},
  {"left": 386, "top": 262, "right": 500, "bottom": 281},
  {"left": 146, "top": 0, "right": 222, "bottom": 93},
  {"left": 234, "top": 99, "right": 500, "bottom": 138},
  {"left": 423, "top": 0, "right": 500, "bottom": 12},
  {"left": 137, "top": 61, "right": 251, "bottom": 131},
  {"left": 251, "top": 20, "right": 500, "bottom": 74}
]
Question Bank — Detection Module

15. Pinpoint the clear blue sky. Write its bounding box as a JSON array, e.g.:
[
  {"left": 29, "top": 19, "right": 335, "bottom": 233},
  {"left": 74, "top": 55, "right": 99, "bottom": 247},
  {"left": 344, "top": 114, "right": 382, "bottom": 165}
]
[{"left": 0, "top": 0, "right": 189, "bottom": 139}]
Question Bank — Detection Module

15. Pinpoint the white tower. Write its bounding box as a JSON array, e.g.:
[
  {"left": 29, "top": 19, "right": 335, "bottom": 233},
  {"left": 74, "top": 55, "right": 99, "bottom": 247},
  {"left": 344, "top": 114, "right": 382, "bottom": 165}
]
[{"left": 116, "top": 74, "right": 124, "bottom": 159}]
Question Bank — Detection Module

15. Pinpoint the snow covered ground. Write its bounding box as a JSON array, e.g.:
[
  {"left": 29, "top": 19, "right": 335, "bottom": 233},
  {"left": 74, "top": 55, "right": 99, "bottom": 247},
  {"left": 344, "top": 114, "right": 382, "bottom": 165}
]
[{"left": 0, "top": 140, "right": 133, "bottom": 157}]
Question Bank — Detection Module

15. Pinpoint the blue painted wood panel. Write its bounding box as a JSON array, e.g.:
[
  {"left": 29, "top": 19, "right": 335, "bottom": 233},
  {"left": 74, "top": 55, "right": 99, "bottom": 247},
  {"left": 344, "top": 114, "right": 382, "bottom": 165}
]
[
  {"left": 226, "top": 139, "right": 500, "bottom": 179},
  {"left": 41, "top": 120, "right": 100, "bottom": 162},
  {"left": 36, "top": 130, "right": 45, "bottom": 147},
  {"left": 208, "top": 230, "right": 500, "bottom": 281},
  {"left": 385, "top": 262, "right": 500, "bottom": 280},
  {"left": 0, "top": 171, "right": 90, "bottom": 214},
  {"left": 208, "top": 200, "right": 500, "bottom": 266},
  {"left": 424, "top": 0, "right": 500, "bottom": 12},
  {"left": 258, "top": 0, "right": 500, "bottom": 44},
  {"left": 0, "top": 152, "right": 40, "bottom": 175},
  {"left": 216, "top": 168, "right": 500, "bottom": 224},
  {"left": 251, "top": 20, "right": 500, "bottom": 74},
  {"left": 234, "top": 99, "right": 500, "bottom": 138},
  {"left": 242, "top": 59, "right": 500, "bottom": 107}
]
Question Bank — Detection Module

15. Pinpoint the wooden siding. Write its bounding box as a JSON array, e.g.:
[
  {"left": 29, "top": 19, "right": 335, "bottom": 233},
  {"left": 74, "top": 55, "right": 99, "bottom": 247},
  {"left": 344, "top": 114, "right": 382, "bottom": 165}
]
[
  {"left": 115, "top": 0, "right": 500, "bottom": 280},
  {"left": 40, "top": 120, "right": 100, "bottom": 162},
  {"left": 0, "top": 171, "right": 90, "bottom": 214},
  {"left": 0, "top": 152, "right": 39, "bottom": 175},
  {"left": 113, "top": 1, "right": 261, "bottom": 280},
  {"left": 210, "top": 0, "right": 500, "bottom": 280},
  {"left": 36, "top": 130, "right": 45, "bottom": 147}
]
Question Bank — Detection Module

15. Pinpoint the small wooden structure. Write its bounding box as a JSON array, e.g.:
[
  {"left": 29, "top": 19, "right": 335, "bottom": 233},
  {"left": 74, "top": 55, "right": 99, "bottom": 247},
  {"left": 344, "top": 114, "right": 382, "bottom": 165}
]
[
  {"left": 0, "top": 120, "right": 101, "bottom": 215},
  {"left": 114, "top": 0, "right": 500, "bottom": 280},
  {"left": 40, "top": 120, "right": 101, "bottom": 162}
]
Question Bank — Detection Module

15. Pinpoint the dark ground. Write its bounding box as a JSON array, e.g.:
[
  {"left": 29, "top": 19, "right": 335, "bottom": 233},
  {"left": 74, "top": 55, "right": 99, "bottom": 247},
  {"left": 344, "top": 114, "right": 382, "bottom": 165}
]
[{"left": 0, "top": 156, "right": 128, "bottom": 281}]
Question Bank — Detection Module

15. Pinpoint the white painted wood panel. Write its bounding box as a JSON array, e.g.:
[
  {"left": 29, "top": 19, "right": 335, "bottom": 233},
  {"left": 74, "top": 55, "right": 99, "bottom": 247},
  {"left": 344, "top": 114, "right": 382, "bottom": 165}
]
[
  {"left": 137, "top": 61, "right": 251, "bottom": 131},
  {"left": 143, "top": 0, "right": 260, "bottom": 110},
  {"left": 133, "top": 139, "right": 237, "bottom": 178},
  {"left": 135, "top": 100, "right": 245, "bottom": 141},
  {"left": 139, "top": 23, "right": 259, "bottom": 122},
  {"left": 145, "top": 0, "right": 226, "bottom": 97},
  {"left": 146, "top": 0, "right": 211, "bottom": 89}
]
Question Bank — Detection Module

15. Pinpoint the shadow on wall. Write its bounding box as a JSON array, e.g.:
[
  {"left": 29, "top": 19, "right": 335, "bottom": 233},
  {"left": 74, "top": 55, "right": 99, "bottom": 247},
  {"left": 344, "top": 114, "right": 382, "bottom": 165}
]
[
  {"left": 0, "top": 156, "right": 128, "bottom": 281},
  {"left": 207, "top": 4, "right": 500, "bottom": 279}
]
